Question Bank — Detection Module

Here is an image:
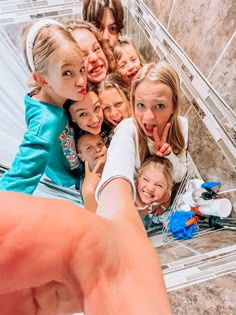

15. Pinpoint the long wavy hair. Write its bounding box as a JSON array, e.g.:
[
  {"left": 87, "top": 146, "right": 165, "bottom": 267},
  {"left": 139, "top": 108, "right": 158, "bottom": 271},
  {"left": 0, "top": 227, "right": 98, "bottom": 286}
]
[{"left": 131, "top": 62, "right": 185, "bottom": 164}]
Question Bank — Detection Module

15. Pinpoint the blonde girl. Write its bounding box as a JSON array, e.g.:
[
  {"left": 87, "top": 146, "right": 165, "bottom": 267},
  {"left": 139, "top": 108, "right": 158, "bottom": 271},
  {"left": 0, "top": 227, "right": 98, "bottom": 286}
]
[
  {"left": 96, "top": 72, "right": 131, "bottom": 128},
  {"left": 114, "top": 39, "right": 145, "bottom": 86},
  {"left": 96, "top": 62, "right": 188, "bottom": 201},
  {"left": 0, "top": 19, "right": 87, "bottom": 194},
  {"left": 135, "top": 155, "right": 173, "bottom": 215}
]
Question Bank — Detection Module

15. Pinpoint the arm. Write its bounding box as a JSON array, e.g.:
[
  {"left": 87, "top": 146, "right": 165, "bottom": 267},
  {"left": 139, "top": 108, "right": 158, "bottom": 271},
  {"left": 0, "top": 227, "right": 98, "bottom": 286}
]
[
  {"left": 0, "top": 132, "right": 52, "bottom": 194},
  {"left": 96, "top": 118, "right": 138, "bottom": 201},
  {"left": 0, "top": 181, "right": 172, "bottom": 315}
]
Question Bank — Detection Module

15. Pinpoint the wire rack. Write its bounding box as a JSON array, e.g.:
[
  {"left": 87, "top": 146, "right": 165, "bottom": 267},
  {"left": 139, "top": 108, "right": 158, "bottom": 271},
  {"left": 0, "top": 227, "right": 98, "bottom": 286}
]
[{"left": 161, "top": 154, "right": 216, "bottom": 243}]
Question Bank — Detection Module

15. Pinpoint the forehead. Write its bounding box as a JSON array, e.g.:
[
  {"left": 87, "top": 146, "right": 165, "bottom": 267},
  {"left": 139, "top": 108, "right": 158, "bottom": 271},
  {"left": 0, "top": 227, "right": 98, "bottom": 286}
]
[
  {"left": 53, "top": 44, "right": 83, "bottom": 64},
  {"left": 70, "top": 91, "right": 99, "bottom": 112},
  {"left": 72, "top": 28, "right": 98, "bottom": 51},
  {"left": 141, "top": 165, "right": 167, "bottom": 181},
  {"left": 135, "top": 79, "right": 173, "bottom": 100},
  {"left": 99, "top": 87, "right": 123, "bottom": 101},
  {"left": 119, "top": 45, "right": 138, "bottom": 61},
  {"left": 79, "top": 134, "right": 103, "bottom": 146},
  {"left": 101, "top": 7, "right": 116, "bottom": 25}
]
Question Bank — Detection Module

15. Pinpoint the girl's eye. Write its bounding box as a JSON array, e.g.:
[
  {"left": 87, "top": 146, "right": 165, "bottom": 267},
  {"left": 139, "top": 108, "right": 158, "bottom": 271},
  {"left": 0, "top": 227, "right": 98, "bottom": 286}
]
[
  {"left": 136, "top": 103, "right": 145, "bottom": 109},
  {"left": 132, "top": 58, "right": 137, "bottom": 62},
  {"left": 110, "top": 25, "right": 118, "bottom": 34},
  {"left": 62, "top": 70, "right": 72, "bottom": 77},
  {"left": 94, "top": 46, "right": 101, "bottom": 53},
  {"left": 119, "top": 64, "right": 125, "bottom": 69},
  {"left": 86, "top": 146, "right": 91, "bottom": 151},
  {"left": 103, "top": 106, "right": 110, "bottom": 112},
  {"left": 94, "top": 105, "right": 101, "bottom": 112},
  {"left": 115, "top": 102, "right": 122, "bottom": 108},
  {"left": 80, "top": 66, "right": 85, "bottom": 73},
  {"left": 98, "top": 142, "right": 104, "bottom": 147},
  {"left": 143, "top": 177, "right": 148, "bottom": 182},
  {"left": 155, "top": 103, "right": 165, "bottom": 109},
  {"left": 79, "top": 112, "right": 86, "bottom": 118}
]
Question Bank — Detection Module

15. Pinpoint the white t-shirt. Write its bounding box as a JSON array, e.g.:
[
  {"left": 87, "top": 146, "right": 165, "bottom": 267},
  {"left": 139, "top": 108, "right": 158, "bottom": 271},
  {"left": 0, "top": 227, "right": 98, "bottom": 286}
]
[{"left": 96, "top": 116, "right": 188, "bottom": 200}]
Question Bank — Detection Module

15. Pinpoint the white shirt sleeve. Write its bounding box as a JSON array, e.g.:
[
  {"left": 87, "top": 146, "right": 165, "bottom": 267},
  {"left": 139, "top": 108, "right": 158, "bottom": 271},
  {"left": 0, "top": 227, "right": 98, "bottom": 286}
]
[{"left": 96, "top": 118, "right": 139, "bottom": 201}]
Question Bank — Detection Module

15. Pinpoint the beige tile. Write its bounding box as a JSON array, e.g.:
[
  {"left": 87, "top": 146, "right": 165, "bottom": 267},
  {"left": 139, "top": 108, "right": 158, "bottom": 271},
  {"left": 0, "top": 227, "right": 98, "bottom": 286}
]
[
  {"left": 168, "top": 0, "right": 235, "bottom": 78},
  {"left": 208, "top": 35, "right": 236, "bottom": 113},
  {"left": 155, "top": 242, "right": 197, "bottom": 266},
  {"left": 181, "top": 230, "right": 236, "bottom": 253},
  {"left": 143, "top": 0, "right": 174, "bottom": 29},
  {"left": 169, "top": 273, "right": 236, "bottom": 315},
  {"left": 187, "top": 106, "right": 236, "bottom": 191}
]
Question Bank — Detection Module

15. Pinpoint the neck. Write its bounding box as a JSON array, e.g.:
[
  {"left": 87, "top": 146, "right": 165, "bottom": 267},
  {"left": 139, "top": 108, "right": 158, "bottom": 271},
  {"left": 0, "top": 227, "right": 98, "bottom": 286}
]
[{"left": 32, "top": 88, "right": 65, "bottom": 107}]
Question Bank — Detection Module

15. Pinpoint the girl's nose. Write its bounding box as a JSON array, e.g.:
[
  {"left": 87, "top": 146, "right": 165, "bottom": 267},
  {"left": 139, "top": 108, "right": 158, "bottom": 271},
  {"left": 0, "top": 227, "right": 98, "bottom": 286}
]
[
  {"left": 88, "top": 51, "right": 98, "bottom": 63},
  {"left": 110, "top": 107, "right": 119, "bottom": 118},
  {"left": 143, "top": 108, "right": 155, "bottom": 120},
  {"left": 102, "top": 28, "right": 110, "bottom": 42},
  {"left": 75, "top": 72, "right": 86, "bottom": 87}
]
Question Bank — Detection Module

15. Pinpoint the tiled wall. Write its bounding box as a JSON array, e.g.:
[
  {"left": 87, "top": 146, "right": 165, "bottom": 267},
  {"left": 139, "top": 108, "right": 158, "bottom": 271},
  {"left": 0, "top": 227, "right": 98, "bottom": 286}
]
[{"left": 125, "top": 0, "right": 236, "bottom": 214}]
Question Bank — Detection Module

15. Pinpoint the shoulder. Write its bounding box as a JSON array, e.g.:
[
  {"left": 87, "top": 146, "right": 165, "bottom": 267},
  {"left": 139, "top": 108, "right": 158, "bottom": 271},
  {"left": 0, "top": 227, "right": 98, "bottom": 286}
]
[{"left": 115, "top": 118, "right": 136, "bottom": 131}]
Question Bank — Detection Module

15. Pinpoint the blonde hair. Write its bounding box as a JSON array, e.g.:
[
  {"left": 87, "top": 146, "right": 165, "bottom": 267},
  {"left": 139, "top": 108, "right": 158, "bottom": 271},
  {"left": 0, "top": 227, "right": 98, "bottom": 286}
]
[
  {"left": 96, "top": 72, "right": 131, "bottom": 125},
  {"left": 131, "top": 62, "right": 185, "bottom": 164},
  {"left": 21, "top": 23, "right": 83, "bottom": 92},
  {"left": 138, "top": 155, "right": 173, "bottom": 188},
  {"left": 66, "top": 20, "right": 116, "bottom": 73},
  {"left": 114, "top": 39, "right": 146, "bottom": 68},
  {"left": 83, "top": 0, "right": 124, "bottom": 33}
]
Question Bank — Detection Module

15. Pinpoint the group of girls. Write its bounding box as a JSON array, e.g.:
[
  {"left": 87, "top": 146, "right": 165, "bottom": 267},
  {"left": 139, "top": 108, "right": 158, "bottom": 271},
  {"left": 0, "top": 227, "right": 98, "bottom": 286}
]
[{"left": 0, "top": 0, "right": 188, "bottom": 227}]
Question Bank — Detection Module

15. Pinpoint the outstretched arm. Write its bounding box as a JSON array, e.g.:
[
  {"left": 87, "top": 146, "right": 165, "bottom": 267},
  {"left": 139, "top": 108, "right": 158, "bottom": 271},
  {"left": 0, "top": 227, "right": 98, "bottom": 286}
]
[{"left": 0, "top": 180, "right": 172, "bottom": 315}]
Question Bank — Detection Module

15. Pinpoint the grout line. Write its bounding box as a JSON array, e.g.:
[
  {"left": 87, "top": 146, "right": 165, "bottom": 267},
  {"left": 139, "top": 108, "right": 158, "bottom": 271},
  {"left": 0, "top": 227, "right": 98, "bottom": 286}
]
[
  {"left": 176, "top": 241, "right": 200, "bottom": 254},
  {"left": 207, "top": 31, "right": 236, "bottom": 79},
  {"left": 167, "top": 0, "right": 176, "bottom": 31}
]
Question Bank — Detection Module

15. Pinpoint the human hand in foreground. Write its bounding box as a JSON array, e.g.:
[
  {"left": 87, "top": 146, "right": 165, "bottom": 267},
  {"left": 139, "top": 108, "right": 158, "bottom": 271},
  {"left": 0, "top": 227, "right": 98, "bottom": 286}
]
[
  {"left": 0, "top": 180, "right": 172, "bottom": 315},
  {"left": 153, "top": 123, "right": 172, "bottom": 157}
]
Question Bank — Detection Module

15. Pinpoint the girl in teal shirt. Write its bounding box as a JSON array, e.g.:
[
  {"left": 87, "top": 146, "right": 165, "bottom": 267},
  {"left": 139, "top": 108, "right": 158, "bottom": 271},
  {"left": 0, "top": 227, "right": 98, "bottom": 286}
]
[{"left": 0, "top": 19, "right": 87, "bottom": 194}]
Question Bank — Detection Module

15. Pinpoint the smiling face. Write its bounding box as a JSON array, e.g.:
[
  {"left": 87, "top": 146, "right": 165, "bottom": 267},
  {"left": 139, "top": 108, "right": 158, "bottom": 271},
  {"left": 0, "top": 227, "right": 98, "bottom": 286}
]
[
  {"left": 100, "top": 7, "right": 119, "bottom": 48},
  {"left": 99, "top": 87, "right": 130, "bottom": 127},
  {"left": 137, "top": 165, "right": 168, "bottom": 204},
  {"left": 117, "top": 44, "right": 142, "bottom": 85},
  {"left": 69, "top": 91, "right": 103, "bottom": 134},
  {"left": 77, "top": 134, "right": 107, "bottom": 171},
  {"left": 72, "top": 28, "right": 108, "bottom": 83},
  {"left": 44, "top": 45, "right": 87, "bottom": 105},
  {"left": 134, "top": 79, "right": 174, "bottom": 139}
]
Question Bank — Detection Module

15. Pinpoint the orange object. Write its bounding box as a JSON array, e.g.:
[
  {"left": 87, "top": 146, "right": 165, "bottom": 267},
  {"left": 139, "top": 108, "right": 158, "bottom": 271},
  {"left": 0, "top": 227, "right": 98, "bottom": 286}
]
[{"left": 186, "top": 216, "right": 199, "bottom": 226}]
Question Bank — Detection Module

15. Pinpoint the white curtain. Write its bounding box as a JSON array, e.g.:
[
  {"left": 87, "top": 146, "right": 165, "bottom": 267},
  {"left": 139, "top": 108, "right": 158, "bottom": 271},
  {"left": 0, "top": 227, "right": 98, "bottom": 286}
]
[{"left": 0, "top": 26, "right": 28, "bottom": 168}]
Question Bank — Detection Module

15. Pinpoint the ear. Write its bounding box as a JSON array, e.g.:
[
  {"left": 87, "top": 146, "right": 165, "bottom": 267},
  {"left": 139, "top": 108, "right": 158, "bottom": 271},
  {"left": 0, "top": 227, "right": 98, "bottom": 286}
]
[
  {"left": 78, "top": 153, "right": 84, "bottom": 161},
  {"left": 32, "top": 72, "right": 48, "bottom": 87}
]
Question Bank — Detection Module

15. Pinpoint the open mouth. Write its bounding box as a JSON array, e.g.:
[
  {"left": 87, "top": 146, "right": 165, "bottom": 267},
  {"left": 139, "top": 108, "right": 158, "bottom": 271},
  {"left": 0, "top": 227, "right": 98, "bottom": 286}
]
[
  {"left": 89, "top": 65, "right": 103, "bottom": 75},
  {"left": 112, "top": 117, "right": 123, "bottom": 125},
  {"left": 128, "top": 71, "right": 137, "bottom": 80},
  {"left": 144, "top": 123, "right": 155, "bottom": 135},
  {"left": 95, "top": 154, "right": 105, "bottom": 160}
]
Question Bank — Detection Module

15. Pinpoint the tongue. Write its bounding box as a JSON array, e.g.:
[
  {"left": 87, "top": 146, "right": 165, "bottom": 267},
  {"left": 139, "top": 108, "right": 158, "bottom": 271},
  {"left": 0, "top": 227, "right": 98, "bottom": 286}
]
[{"left": 145, "top": 124, "right": 154, "bottom": 132}]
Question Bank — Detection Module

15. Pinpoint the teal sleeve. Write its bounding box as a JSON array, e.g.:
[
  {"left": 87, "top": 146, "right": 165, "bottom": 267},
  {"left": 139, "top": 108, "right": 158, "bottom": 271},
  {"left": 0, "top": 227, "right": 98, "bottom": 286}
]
[{"left": 0, "top": 131, "right": 52, "bottom": 194}]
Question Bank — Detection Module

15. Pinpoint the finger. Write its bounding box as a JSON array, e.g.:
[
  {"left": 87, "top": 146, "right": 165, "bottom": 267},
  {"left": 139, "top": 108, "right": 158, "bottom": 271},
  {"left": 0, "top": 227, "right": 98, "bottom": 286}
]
[
  {"left": 161, "top": 123, "right": 170, "bottom": 144},
  {"left": 159, "top": 143, "right": 172, "bottom": 154},
  {"left": 84, "top": 161, "right": 90, "bottom": 174},
  {"left": 93, "top": 160, "right": 102, "bottom": 174},
  {"left": 153, "top": 127, "right": 161, "bottom": 147}
]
